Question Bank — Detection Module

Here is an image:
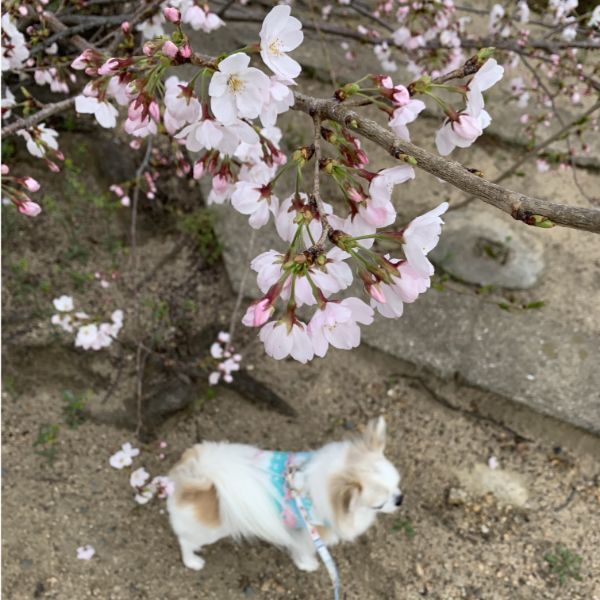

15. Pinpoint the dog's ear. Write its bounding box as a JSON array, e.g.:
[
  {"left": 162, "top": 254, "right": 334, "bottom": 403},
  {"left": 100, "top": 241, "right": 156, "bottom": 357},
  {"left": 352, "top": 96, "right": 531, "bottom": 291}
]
[
  {"left": 330, "top": 474, "right": 362, "bottom": 518},
  {"left": 363, "top": 416, "right": 386, "bottom": 453}
]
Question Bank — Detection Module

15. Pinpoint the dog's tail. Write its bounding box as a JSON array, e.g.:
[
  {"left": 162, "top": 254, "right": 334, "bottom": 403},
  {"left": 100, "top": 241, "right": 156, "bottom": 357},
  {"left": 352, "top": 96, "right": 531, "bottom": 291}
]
[{"left": 170, "top": 442, "right": 294, "bottom": 548}]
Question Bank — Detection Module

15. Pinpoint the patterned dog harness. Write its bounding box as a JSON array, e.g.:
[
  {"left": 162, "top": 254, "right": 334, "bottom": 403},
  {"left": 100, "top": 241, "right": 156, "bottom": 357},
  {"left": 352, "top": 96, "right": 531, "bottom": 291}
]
[
  {"left": 255, "top": 449, "right": 341, "bottom": 600},
  {"left": 257, "top": 450, "right": 316, "bottom": 529}
]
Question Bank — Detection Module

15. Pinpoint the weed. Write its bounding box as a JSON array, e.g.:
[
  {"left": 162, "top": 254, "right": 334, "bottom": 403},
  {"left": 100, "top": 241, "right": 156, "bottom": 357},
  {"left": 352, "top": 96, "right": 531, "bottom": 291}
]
[
  {"left": 177, "top": 208, "right": 222, "bottom": 265},
  {"left": 33, "top": 423, "right": 60, "bottom": 465},
  {"left": 544, "top": 545, "right": 583, "bottom": 586},
  {"left": 392, "top": 517, "right": 416, "bottom": 540},
  {"left": 62, "top": 390, "right": 89, "bottom": 429}
]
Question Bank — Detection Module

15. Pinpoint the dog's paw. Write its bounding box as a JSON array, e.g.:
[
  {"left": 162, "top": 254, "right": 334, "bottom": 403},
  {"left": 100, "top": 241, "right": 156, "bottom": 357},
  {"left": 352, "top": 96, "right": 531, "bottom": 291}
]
[
  {"left": 183, "top": 554, "right": 205, "bottom": 571},
  {"left": 293, "top": 555, "right": 319, "bottom": 572}
]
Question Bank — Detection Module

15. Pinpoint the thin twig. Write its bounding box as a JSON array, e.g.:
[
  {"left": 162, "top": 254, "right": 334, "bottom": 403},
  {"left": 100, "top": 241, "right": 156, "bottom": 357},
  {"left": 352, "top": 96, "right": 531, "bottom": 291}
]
[
  {"left": 134, "top": 343, "right": 148, "bottom": 437},
  {"left": 1, "top": 97, "right": 76, "bottom": 137},
  {"left": 227, "top": 229, "right": 257, "bottom": 344},
  {"left": 311, "top": 115, "right": 332, "bottom": 247}
]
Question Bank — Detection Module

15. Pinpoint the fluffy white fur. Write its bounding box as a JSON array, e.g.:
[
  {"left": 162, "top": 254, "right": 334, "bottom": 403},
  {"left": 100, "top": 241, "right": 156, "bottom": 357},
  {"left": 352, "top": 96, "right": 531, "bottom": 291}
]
[{"left": 167, "top": 417, "right": 402, "bottom": 572}]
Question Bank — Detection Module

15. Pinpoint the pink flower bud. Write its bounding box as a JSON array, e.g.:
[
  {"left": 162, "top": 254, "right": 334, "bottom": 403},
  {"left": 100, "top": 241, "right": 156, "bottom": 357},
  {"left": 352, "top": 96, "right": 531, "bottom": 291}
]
[
  {"left": 22, "top": 177, "right": 41, "bottom": 192},
  {"left": 18, "top": 201, "right": 42, "bottom": 217},
  {"left": 121, "top": 21, "right": 130, "bottom": 33},
  {"left": 148, "top": 100, "right": 160, "bottom": 122},
  {"left": 163, "top": 6, "right": 181, "bottom": 23},
  {"left": 242, "top": 299, "right": 273, "bottom": 328},
  {"left": 98, "top": 58, "right": 118, "bottom": 76},
  {"left": 162, "top": 41, "right": 178, "bottom": 59},
  {"left": 368, "top": 284, "right": 386, "bottom": 304},
  {"left": 18, "top": 5, "right": 28, "bottom": 16},
  {"left": 1, "top": 164, "right": 9, "bottom": 175},
  {"left": 193, "top": 161, "right": 204, "bottom": 180},
  {"left": 179, "top": 44, "right": 192, "bottom": 59},
  {"left": 71, "top": 49, "right": 94, "bottom": 70},
  {"left": 143, "top": 44, "right": 153, "bottom": 56},
  {"left": 347, "top": 187, "right": 363, "bottom": 202},
  {"left": 392, "top": 85, "right": 410, "bottom": 107},
  {"left": 46, "top": 160, "right": 60, "bottom": 172},
  {"left": 212, "top": 175, "right": 228, "bottom": 194}
]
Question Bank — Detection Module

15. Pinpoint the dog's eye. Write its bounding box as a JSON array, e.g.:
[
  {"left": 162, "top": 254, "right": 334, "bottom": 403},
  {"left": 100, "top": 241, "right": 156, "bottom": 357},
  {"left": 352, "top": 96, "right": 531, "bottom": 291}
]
[{"left": 372, "top": 503, "right": 385, "bottom": 510}]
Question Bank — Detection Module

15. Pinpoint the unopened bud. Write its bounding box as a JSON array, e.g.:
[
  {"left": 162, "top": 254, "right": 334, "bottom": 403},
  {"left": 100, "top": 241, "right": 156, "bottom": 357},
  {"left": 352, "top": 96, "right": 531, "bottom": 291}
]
[{"left": 163, "top": 6, "right": 181, "bottom": 23}]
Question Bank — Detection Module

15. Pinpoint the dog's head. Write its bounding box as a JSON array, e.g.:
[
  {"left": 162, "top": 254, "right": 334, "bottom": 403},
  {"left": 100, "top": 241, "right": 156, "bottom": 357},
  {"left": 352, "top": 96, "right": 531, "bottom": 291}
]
[{"left": 329, "top": 417, "right": 402, "bottom": 539}]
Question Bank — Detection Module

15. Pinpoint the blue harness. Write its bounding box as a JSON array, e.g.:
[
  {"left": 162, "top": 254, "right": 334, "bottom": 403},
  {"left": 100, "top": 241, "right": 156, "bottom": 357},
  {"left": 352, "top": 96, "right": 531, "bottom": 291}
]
[{"left": 259, "top": 450, "right": 315, "bottom": 529}]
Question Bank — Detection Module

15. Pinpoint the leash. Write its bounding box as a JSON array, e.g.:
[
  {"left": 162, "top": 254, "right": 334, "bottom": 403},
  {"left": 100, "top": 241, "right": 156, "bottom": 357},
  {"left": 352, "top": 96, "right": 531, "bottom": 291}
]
[{"left": 285, "top": 465, "right": 341, "bottom": 600}]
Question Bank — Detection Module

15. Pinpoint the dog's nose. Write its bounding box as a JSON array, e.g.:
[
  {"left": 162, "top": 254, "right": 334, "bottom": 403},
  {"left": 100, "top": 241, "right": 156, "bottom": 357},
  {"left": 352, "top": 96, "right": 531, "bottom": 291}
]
[{"left": 394, "top": 493, "right": 404, "bottom": 507}]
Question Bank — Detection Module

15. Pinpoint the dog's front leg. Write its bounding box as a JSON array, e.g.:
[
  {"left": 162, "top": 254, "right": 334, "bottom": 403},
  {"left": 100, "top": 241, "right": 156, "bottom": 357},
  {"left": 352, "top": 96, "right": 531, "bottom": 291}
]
[{"left": 288, "top": 532, "right": 319, "bottom": 572}]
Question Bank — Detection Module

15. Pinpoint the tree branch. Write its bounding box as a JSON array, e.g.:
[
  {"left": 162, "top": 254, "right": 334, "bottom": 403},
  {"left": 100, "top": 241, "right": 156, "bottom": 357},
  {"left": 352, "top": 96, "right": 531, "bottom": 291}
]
[{"left": 292, "top": 93, "right": 600, "bottom": 233}]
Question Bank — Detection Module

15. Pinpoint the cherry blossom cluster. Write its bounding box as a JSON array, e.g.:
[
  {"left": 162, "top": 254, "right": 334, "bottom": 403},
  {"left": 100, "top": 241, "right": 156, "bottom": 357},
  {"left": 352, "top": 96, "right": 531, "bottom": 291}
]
[
  {"left": 208, "top": 331, "right": 242, "bottom": 386},
  {"left": 109, "top": 441, "right": 174, "bottom": 504},
  {"left": 2, "top": 0, "right": 598, "bottom": 364},
  {"left": 51, "top": 295, "right": 124, "bottom": 351},
  {"left": 349, "top": 1, "right": 598, "bottom": 172}
]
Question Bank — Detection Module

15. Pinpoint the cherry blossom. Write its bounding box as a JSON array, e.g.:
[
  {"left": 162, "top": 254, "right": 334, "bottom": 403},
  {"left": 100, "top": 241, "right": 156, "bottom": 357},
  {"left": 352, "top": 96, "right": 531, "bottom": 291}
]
[
  {"left": 260, "top": 77, "right": 295, "bottom": 127},
  {"left": 163, "top": 76, "right": 201, "bottom": 134},
  {"left": 109, "top": 442, "right": 139, "bottom": 469},
  {"left": 308, "top": 298, "right": 374, "bottom": 357},
  {"left": 208, "top": 53, "right": 270, "bottom": 125},
  {"left": 363, "top": 165, "right": 416, "bottom": 228},
  {"left": 466, "top": 59, "right": 504, "bottom": 116},
  {"left": 435, "top": 107, "right": 491, "bottom": 156},
  {"left": 150, "top": 475, "right": 175, "bottom": 498},
  {"left": 1, "top": 86, "right": 15, "bottom": 118},
  {"left": 17, "top": 124, "right": 59, "bottom": 158},
  {"left": 275, "top": 193, "right": 331, "bottom": 244},
  {"left": 259, "top": 5, "right": 304, "bottom": 80},
  {"left": 53, "top": 295, "right": 74, "bottom": 312},
  {"left": 369, "top": 260, "right": 431, "bottom": 319},
  {"left": 259, "top": 320, "right": 314, "bottom": 363},
  {"left": 388, "top": 99, "right": 425, "bottom": 140},
  {"left": 183, "top": 5, "right": 224, "bottom": 32},
  {"left": 130, "top": 467, "right": 150, "bottom": 488},
  {"left": 402, "top": 202, "right": 449, "bottom": 277},
  {"left": 76, "top": 545, "right": 95, "bottom": 560},
  {"left": 75, "top": 96, "right": 118, "bottom": 129},
  {"left": 1, "top": 13, "right": 29, "bottom": 72},
  {"left": 231, "top": 164, "right": 280, "bottom": 229}
]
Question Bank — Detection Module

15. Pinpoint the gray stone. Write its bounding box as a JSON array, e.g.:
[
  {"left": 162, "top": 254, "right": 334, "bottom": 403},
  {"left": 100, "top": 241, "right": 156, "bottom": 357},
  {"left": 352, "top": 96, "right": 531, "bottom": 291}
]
[
  {"left": 430, "top": 207, "right": 546, "bottom": 289},
  {"left": 456, "top": 464, "right": 529, "bottom": 507},
  {"left": 446, "top": 487, "right": 469, "bottom": 506}
]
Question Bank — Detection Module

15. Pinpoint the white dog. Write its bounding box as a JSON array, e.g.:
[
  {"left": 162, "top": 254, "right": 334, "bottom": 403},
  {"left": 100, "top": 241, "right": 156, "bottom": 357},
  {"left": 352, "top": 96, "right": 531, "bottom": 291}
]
[{"left": 167, "top": 417, "right": 403, "bottom": 572}]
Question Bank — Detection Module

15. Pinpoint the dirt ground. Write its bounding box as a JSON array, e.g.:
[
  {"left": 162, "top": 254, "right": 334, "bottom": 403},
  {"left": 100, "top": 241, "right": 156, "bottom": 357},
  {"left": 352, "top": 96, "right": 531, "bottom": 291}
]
[{"left": 3, "top": 342, "right": 600, "bottom": 600}]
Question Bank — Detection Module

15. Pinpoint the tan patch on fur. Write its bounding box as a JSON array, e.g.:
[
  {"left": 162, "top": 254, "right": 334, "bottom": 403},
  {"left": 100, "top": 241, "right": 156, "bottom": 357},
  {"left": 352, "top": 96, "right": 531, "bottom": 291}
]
[
  {"left": 329, "top": 473, "right": 362, "bottom": 523},
  {"left": 177, "top": 482, "right": 221, "bottom": 528},
  {"left": 172, "top": 445, "right": 202, "bottom": 471}
]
